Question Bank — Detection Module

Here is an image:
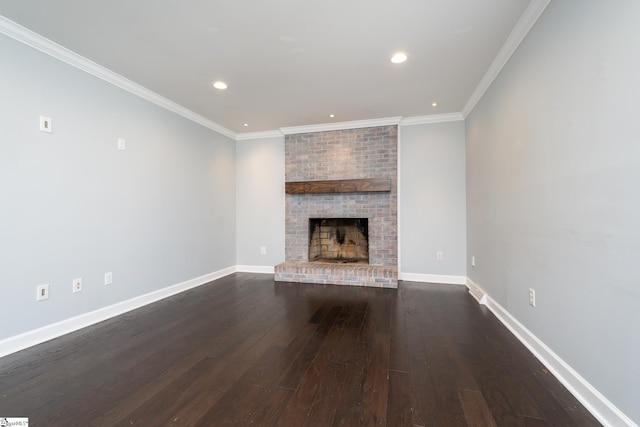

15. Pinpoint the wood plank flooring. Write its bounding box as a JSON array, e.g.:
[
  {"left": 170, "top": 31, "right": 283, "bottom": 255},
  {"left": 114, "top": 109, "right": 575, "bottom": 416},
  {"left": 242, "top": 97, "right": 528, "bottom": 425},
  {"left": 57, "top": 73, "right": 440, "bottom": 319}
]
[{"left": 0, "top": 273, "right": 601, "bottom": 426}]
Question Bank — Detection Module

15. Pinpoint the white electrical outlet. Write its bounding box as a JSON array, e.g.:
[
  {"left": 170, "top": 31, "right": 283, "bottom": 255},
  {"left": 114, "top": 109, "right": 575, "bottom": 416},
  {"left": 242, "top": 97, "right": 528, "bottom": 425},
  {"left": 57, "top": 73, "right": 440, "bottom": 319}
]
[
  {"left": 260, "top": 246, "right": 267, "bottom": 255},
  {"left": 529, "top": 288, "right": 536, "bottom": 307},
  {"left": 36, "top": 284, "right": 49, "bottom": 301},
  {"left": 117, "top": 138, "right": 126, "bottom": 151},
  {"left": 436, "top": 251, "right": 443, "bottom": 261},
  {"left": 104, "top": 272, "right": 113, "bottom": 285},
  {"left": 39, "top": 116, "right": 52, "bottom": 133},
  {"left": 73, "top": 278, "right": 83, "bottom": 293},
  {"left": 471, "top": 256, "right": 476, "bottom": 267}
]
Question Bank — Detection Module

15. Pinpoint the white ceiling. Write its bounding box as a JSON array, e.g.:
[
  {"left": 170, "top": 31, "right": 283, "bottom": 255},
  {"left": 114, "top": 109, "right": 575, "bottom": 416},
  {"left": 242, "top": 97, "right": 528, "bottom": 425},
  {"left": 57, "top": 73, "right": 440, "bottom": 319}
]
[{"left": 0, "top": 0, "right": 539, "bottom": 135}]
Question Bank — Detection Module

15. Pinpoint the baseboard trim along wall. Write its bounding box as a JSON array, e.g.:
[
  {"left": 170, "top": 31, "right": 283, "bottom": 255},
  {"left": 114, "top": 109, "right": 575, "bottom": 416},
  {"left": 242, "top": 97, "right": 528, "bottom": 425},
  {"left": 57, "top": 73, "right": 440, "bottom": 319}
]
[
  {"left": 399, "top": 273, "right": 467, "bottom": 285},
  {"left": 0, "top": 266, "right": 237, "bottom": 359},
  {"left": 2, "top": 266, "right": 634, "bottom": 426},
  {"left": 236, "top": 265, "right": 276, "bottom": 274},
  {"left": 465, "top": 277, "right": 637, "bottom": 427},
  {"left": 466, "top": 277, "right": 488, "bottom": 304}
]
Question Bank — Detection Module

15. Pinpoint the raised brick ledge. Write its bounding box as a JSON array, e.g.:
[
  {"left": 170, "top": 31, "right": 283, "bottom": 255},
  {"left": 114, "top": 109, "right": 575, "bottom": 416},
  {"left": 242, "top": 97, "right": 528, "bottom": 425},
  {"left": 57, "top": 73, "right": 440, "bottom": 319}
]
[{"left": 274, "top": 262, "right": 398, "bottom": 289}]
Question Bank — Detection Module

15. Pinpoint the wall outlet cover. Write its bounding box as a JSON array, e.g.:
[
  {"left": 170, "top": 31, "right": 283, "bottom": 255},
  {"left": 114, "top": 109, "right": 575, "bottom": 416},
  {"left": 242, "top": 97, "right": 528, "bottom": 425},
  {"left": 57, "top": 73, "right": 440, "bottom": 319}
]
[{"left": 73, "top": 278, "right": 82, "bottom": 293}]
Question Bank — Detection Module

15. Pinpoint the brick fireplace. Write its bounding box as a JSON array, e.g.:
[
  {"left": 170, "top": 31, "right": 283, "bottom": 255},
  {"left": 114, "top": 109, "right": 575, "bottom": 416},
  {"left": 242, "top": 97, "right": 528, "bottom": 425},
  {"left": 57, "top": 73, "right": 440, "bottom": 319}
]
[{"left": 274, "top": 125, "right": 398, "bottom": 288}]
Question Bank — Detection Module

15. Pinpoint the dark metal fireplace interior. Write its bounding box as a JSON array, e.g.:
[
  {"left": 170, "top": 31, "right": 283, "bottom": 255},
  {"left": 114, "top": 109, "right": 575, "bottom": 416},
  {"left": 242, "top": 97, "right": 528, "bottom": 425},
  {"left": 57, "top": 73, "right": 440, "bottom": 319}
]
[{"left": 309, "top": 218, "right": 369, "bottom": 264}]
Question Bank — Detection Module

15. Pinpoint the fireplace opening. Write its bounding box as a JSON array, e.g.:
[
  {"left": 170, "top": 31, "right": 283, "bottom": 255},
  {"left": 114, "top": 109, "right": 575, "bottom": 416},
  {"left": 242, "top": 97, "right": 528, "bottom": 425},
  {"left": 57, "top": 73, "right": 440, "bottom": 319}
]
[{"left": 309, "top": 218, "right": 369, "bottom": 264}]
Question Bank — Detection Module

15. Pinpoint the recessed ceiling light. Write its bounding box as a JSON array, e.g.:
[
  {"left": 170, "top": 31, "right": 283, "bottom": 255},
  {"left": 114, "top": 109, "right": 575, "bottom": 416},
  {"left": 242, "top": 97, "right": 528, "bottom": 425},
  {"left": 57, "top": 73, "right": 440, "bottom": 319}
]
[
  {"left": 432, "top": 102, "right": 438, "bottom": 107},
  {"left": 329, "top": 114, "right": 335, "bottom": 118},
  {"left": 212, "top": 81, "right": 228, "bottom": 90},
  {"left": 390, "top": 52, "right": 408, "bottom": 64},
  {"left": 243, "top": 123, "right": 249, "bottom": 127}
]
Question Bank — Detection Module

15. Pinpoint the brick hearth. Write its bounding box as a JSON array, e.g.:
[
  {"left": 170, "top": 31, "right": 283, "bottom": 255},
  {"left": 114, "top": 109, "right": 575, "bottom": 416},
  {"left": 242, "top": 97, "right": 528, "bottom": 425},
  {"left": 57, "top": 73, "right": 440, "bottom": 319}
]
[{"left": 275, "top": 262, "right": 397, "bottom": 288}]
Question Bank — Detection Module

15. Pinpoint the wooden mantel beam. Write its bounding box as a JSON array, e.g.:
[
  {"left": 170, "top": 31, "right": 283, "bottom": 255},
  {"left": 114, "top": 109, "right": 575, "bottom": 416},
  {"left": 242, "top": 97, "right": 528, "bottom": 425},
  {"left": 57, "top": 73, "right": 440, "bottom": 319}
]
[{"left": 285, "top": 178, "right": 391, "bottom": 194}]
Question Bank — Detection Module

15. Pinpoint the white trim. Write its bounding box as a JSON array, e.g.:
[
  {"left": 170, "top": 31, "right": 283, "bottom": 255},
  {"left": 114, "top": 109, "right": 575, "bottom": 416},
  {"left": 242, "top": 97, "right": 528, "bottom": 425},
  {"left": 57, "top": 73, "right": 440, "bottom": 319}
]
[
  {"left": 239, "top": 114, "right": 466, "bottom": 141},
  {"left": 466, "top": 276, "right": 487, "bottom": 304},
  {"left": 0, "top": 1, "right": 551, "bottom": 141},
  {"left": 399, "top": 113, "right": 465, "bottom": 126},
  {"left": 235, "top": 130, "right": 284, "bottom": 141},
  {"left": 280, "top": 116, "right": 402, "bottom": 135},
  {"left": 236, "top": 265, "right": 275, "bottom": 274},
  {"left": 0, "top": 266, "right": 236, "bottom": 359},
  {"left": 0, "top": 16, "right": 237, "bottom": 140},
  {"left": 461, "top": 0, "right": 551, "bottom": 118},
  {"left": 399, "top": 273, "right": 467, "bottom": 285},
  {"left": 397, "top": 125, "right": 403, "bottom": 275},
  {"left": 465, "top": 277, "right": 637, "bottom": 427}
]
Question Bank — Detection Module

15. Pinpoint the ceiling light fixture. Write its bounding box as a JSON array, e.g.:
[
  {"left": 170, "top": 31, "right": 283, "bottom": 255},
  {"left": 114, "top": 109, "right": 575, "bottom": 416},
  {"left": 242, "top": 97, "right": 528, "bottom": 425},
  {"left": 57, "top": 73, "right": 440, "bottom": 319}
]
[
  {"left": 390, "top": 52, "right": 408, "bottom": 64},
  {"left": 329, "top": 114, "right": 335, "bottom": 118},
  {"left": 432, "top": 102, "right": 438, "bottom": 107},
  {"left": 243, "top": 123, "right": 249, "bottom": 127},
  {"left": 212, "top": 81, "right": 228, "bottom": 90}
]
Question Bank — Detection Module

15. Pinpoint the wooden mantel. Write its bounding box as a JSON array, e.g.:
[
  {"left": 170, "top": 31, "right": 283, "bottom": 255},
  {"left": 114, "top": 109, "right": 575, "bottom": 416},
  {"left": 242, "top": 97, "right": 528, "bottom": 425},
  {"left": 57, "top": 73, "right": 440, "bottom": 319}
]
[{"left": 285, "top": 178, "right": 391, "bottom": 194}]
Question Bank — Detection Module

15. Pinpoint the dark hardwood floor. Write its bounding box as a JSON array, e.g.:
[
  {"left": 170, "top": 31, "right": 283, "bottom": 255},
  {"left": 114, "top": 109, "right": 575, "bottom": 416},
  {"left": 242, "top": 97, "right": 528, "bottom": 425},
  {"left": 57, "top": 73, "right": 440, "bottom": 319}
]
[{"left": 0, "top": 273, "right": 600, "bottom": 426}]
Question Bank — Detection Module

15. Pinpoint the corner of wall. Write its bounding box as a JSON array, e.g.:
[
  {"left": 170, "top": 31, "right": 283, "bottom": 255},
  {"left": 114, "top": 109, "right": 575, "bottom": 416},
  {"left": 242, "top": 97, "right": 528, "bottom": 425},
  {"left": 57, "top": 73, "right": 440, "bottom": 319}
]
[{"left": 464, "top": 277, "right": 637, "bottom": 427}]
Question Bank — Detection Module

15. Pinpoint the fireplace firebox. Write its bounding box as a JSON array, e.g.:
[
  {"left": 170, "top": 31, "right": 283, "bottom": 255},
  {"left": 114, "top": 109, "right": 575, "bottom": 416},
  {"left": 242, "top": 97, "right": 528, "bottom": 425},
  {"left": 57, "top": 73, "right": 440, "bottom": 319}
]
[{"left": 309, "top": 218, "right": 368, "bottom": 264}]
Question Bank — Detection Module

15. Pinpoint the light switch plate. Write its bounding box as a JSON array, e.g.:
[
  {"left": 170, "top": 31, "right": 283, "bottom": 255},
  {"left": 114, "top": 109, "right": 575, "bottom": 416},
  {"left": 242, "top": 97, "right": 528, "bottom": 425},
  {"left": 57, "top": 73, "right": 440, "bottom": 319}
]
[
  {"left": 37, "top": 284, "right": 49, "bottom": 301},
  {"left": 39, "top": 116, "right": 52, "bottom": 133}
]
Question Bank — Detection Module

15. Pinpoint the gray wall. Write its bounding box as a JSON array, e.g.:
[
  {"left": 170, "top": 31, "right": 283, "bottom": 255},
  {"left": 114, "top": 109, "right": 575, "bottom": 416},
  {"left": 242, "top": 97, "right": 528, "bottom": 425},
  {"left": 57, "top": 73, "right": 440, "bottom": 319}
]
[
  {"left": 399, "top": 121, "right": 467, "bottom": 277},
  {"left": 235, "top": 136, "right": 285, "bottom": 267},
  {"left": 466, "top": 0, "right": 640, "bottom": 422},
  {"left": 0, "top": 33, "right": 236, "bottom": 340}
]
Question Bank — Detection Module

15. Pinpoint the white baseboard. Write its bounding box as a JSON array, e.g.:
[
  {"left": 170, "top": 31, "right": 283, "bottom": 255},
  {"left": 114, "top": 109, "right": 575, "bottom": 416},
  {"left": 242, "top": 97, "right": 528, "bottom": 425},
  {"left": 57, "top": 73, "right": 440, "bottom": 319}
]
[
  {"left": 236, "top": 265, "right": 275, "bottom": 274},
  {"left": 0, "top": 266, "right": 236, "bottom": 359},
  {"left": 465, "top": 277, "right": 637, "bottom": 427},
  {"left": 399, "top": 272, "right": 466, "bottom": 285},
  {"left": 466, "top": 277, "right": 487, "bottom": 304}
]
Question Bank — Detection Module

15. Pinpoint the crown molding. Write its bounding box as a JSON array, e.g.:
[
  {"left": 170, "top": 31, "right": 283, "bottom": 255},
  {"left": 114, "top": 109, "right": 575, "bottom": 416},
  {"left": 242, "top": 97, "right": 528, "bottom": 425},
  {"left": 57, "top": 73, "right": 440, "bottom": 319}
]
[
  {"left": 461, "top": 0, "right": 551, "bottom": 118},
  {"left": 399, "top": 113, "right": 465, "bottom": 126},
  {"left": 235, "top": 130, "right": 284, "bottom": 141},
  {"left": 0, "top": 16, "right": 237, "bottom": 140},
  {"left": 2, "top": 0, "right": 550, "bottom": 141},
  {"left": 279, "top": 116, "right": 402, "bottom": 135},
  {"left": 239, "top": 114, "right": 465, "bottom": 140}
]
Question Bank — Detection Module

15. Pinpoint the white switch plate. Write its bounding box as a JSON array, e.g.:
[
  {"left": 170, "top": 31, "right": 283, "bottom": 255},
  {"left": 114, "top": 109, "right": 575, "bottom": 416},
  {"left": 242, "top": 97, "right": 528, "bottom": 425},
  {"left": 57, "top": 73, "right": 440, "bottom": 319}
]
[
  {"left": 39, "top": 116, "right": 52, "bottom": 133},
  {"left": 260, "top": 246, "right": 267, "bottom": 255},
  {"left": 37, "top": 284, "right": 49, "bottom": 301},
  {"left": 436, "top": 251, "right": 443, "bottom": 261},
  {"left": 529, "top": 288, "right": 536, "bottom": 307},
  {"left": 117, "top": 138, "right": 126, "bottom": 151},
  {"left": 104, "top": 272, "right": 113, "bottom": 285},
  {"left": 471, "top": 256, "right": 476, "bottom": 267},
  {"left": 72, "top": 278, "right": 83, "bottom": 293}
]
